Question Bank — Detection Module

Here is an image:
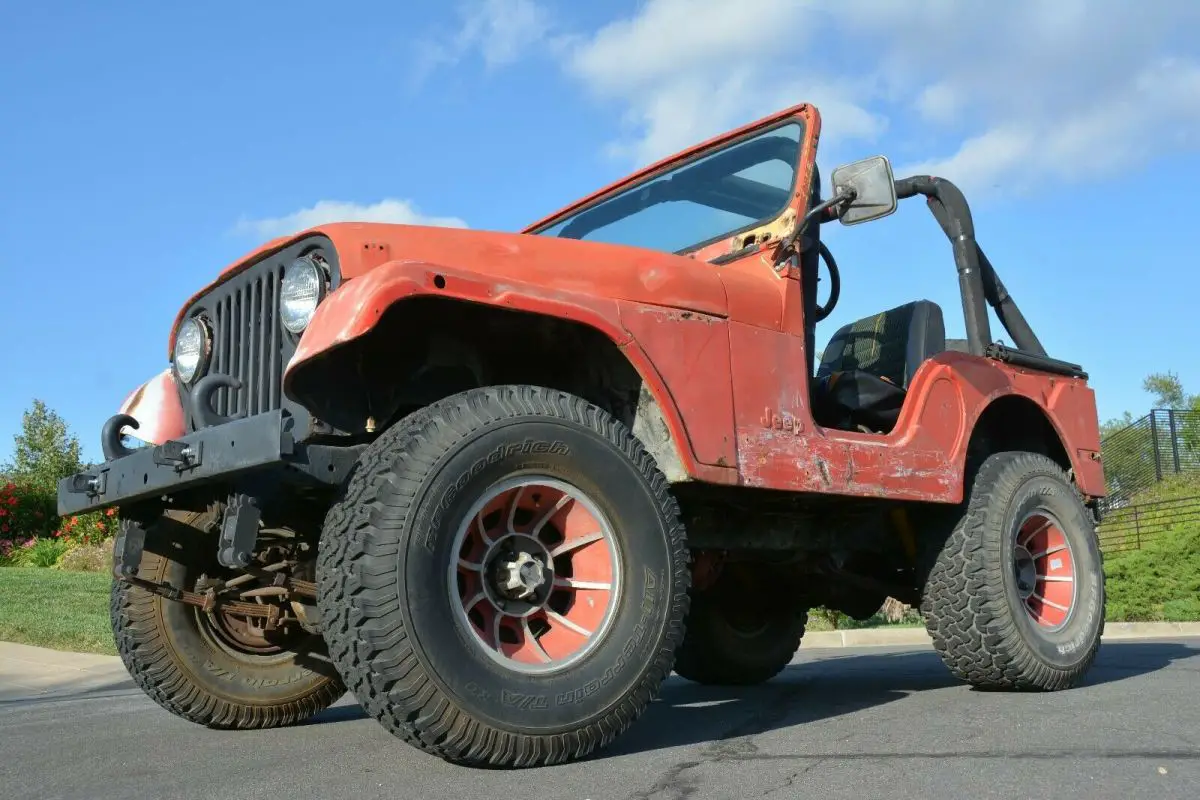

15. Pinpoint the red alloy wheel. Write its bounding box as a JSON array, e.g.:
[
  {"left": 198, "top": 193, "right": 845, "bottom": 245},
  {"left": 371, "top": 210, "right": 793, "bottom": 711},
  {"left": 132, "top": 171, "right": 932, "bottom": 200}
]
[
  {"left": 1012, "top": 511, "right": 1078, "bottom": 630},
  {"left": 448, "top": 476, "right": 622, "bottom": 674}
]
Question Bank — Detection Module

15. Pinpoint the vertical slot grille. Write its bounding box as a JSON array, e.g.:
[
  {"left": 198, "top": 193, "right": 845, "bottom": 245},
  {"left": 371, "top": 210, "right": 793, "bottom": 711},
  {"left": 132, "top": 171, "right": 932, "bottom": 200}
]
[{"left": 207, "top": 265, "right": 285, "bottom": 420}]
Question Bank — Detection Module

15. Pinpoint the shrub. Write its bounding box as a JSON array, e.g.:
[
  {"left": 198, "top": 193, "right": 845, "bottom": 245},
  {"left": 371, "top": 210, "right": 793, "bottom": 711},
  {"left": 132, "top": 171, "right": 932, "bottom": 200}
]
[
  {"left": 0, "top": 400, "right": 117, "bottom": 565},
  {"left": 1105, "top": 520, "right": 1200, "bottom": 621},
  {"left": 4, "top": 537, "right": 72, "bottom": 568},
  {"left": 0, "top": 481, "right": 117, "bottom": 561},
  {"left": 59, "top": 544, "right": 113, "bottom": 573},
  {"left": 0, "top": 480, "right": 56, "bottom": 541}
]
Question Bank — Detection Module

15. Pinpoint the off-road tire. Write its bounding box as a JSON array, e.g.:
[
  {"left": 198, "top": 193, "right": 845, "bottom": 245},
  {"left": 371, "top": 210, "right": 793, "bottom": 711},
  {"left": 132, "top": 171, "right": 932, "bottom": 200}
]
[
  {"left": 317, "top": 386, "right": 691, "bottom": 768},
  {"left": 673, "top": 570, "right": 807, "bottom": 686},
  {"left": 921, "top": 451, "right": 1105, "bottom": 690},
  {"left": 111, "top": 509, "right": 346, "bottom": 728}
]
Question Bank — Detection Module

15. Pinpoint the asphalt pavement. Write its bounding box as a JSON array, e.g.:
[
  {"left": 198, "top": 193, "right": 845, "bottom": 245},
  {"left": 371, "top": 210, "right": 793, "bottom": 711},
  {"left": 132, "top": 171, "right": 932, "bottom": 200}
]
[{"left": 3, "top": 639, "right": 1198, "bottom": 800}]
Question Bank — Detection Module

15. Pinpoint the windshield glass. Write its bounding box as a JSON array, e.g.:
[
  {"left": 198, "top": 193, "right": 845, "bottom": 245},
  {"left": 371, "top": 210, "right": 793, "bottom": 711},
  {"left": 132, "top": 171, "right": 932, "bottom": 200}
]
[{"left": 534, "top": 121, "right": 803, "bottom": 255}]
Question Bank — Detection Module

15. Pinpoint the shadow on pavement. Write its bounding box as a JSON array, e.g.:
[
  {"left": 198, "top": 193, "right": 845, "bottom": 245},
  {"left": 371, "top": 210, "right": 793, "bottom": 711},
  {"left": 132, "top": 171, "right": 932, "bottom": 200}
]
[
  {"left": 604, "top": 641, "right": 1196, "bottom": 759},
  {"left": 1078, "top": 640, "right": 1197, "bottom": 687},
  {"left": 600, "top": 649, "right": 951, "bottom": 759},
  {"left": 276, "top": 640, "right": 1200, "bottom": 754}
]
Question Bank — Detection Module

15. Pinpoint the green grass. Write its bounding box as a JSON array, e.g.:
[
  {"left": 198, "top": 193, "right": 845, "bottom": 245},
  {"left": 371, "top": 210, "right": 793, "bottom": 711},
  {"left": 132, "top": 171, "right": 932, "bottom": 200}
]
[{"left": 0, "top": 567, "right": 115, "bottom": 654}]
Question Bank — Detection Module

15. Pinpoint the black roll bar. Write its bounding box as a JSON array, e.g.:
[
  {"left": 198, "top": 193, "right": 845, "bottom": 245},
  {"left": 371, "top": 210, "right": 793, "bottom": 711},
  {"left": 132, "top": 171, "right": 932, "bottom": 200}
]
[
  {"left": 817, "top": 173, "right": 1084, "bottom": 378},
  {"left": 893, "top": 175, "right": 1047, "bottom": 358}
]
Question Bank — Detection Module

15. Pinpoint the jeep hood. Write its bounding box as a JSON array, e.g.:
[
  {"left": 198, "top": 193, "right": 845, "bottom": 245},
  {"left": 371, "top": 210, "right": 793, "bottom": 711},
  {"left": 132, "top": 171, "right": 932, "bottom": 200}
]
[{"left": 168, "top": 223, "right": 728, "bottom": 357}]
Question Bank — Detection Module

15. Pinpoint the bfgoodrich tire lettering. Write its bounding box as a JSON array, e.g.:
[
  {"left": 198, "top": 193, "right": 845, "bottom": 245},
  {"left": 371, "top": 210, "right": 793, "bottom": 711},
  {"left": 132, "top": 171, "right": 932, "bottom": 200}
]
[
  {"left": 921, "top": 451, "right": 1105, "bottom": 690},
  {"left": 317, "top": 386, "right": 690, "bottom": 768},
  {"left": 111, "top": 510, "right": 346, "bottom": 728}
]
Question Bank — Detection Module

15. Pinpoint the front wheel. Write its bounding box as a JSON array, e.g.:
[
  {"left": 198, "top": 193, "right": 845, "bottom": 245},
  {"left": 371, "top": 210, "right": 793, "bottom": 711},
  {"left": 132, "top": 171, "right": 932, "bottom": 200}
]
[
  {"left": 317, "top": 386, "right": 691, "bottom": 768},
  {"left": 921, "top": 451, "right": 1105, "bottom": 690}
]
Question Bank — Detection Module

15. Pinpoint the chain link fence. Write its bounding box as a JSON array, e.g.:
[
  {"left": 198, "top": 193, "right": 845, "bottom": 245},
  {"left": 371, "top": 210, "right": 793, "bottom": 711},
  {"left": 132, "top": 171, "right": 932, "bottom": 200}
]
[
  {"left": 1099, "top": 409, "right": 1200, "bottom": 511},
  {"left": 1097, "top": 408, "right": 1200, "bottom": 552},
  {"left": 1096, "top": 494, "right": 1200, "bottom": 553}
]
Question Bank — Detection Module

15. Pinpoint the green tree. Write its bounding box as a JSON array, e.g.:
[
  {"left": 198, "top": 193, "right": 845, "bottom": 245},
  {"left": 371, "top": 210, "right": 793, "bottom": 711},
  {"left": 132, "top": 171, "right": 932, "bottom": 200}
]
[
  {"left": 5, "top": 400, "right": 83, "bottom": 488},
  {"left": 1142, "top": 372, "right": 1195, "bottom": 410}
]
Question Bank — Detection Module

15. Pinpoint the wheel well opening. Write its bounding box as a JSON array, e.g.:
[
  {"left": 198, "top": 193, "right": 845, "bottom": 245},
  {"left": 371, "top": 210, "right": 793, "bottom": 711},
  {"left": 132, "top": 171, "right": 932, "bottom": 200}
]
[
  {"left": 967, "top": 395, "right": 1071, "bottom": 475},
  {"left": 288, "top": 297, "right": 688, "bottom": 478}
]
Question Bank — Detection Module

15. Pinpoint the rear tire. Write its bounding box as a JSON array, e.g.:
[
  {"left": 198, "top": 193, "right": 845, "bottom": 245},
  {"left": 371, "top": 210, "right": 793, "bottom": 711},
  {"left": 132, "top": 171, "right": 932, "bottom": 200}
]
[
  {"left": 921, "top": 451, "right": 1105, "bottom": 690},
  {"left": 317, "top": 386, "right": 690, "bottom": 768},
  {"left": 674, "top": 566, "right": 807, "bottom": 686},
  {"left": 112, "top": 509, "right": 346, "bottom": 728}
]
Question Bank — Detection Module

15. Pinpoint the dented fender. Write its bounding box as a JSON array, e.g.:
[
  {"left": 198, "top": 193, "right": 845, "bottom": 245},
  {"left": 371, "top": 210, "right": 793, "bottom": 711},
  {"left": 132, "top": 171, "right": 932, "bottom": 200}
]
[
  {"left": 117, "top": 368, "right": 186, "bottom": 445},
  {"left": 284, "top": 260, "right": 737, "bottom": 484}
]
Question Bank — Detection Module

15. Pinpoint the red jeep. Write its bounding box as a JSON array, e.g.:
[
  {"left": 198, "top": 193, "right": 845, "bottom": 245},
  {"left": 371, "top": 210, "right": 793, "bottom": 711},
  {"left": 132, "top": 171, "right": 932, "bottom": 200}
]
[{"left": 59, "top": 102, "right": 1107, "bottom": 768}]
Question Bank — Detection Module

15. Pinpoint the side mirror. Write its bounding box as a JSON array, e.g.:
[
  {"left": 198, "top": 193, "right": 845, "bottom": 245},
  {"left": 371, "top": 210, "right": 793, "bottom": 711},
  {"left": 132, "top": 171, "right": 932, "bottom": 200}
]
[{"left": 830, "top": 155, "right": 897, "bottom": 226}]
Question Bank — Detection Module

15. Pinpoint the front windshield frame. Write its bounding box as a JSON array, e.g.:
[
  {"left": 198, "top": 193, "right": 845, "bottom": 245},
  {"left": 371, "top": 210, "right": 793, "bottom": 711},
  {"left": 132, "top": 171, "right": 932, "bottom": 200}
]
[{"left": 528, "top": 118, "right": 807, "bottom": 258}]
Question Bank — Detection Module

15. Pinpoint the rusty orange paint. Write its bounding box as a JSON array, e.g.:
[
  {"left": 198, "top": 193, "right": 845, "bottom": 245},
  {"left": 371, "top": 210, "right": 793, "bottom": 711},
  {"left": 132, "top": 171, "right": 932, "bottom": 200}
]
[
  {"left": 617, "top": 303, "right": 736, "bottom": 469},
  {"left": 157, "top": 100, "right": 1105, "bottom": 503},
  {"left": 117, "top": 368, "right": 185, "bottom": 445},
  {"left": 728, "top": 321, "right": 1105, "bottom": 501}
]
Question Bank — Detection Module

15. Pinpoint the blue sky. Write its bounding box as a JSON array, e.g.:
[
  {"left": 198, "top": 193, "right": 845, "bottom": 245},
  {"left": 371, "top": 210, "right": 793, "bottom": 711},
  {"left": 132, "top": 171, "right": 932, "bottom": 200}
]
[{"left": 2, "top": 0, "right": 1199, "bottom": 465}]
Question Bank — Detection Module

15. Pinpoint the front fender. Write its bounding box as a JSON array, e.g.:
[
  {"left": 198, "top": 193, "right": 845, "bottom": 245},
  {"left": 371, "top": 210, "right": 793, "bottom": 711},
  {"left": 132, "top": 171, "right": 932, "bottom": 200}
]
[
  {"left": 116, "top": 368, "right": 186, "bottom": 446},
  {"left": 284, "top": 260, "right": 735, "bottom": 484},
  {"left": 286, "top": 260, "right": 634, "bottom": 376}
]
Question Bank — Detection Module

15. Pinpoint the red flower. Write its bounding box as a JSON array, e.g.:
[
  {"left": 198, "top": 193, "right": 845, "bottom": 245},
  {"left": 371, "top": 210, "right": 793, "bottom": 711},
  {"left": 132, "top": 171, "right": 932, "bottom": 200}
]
[
  {"left": 4, "top": 482, "right": 13, "bottom": 491},
  {"left": 97, "top": 522, "right": 106, "bottom": 532},
  {"left": 106, "top": 508, "right": 116, "bottom": 517},
  {"left": 0, "top": 509, "right": 6, "bottom": 518},
  {"left": 6, "top": 496, "right": 16, "bottom": 507},
  {"left": 1, "top": 524, "right": 8, "bottom": 533}
]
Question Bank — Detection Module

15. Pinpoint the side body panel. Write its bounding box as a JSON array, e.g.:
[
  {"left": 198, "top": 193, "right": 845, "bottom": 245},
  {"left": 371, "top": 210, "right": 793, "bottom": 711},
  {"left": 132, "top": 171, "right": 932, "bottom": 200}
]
[{"left": 727, "top": 325, "right": 1106, "bottom": 501}]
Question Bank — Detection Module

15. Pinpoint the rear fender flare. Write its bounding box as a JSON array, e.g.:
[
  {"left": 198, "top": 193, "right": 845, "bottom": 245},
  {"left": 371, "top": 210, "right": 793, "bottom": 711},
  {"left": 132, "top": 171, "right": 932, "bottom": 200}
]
[{"left": 964, "top": 389, "right": 1103, "bottom": 499}]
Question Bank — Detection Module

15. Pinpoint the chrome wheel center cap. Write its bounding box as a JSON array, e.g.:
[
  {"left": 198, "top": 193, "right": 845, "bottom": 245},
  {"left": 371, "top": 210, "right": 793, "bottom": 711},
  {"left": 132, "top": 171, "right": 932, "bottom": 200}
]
[{"left": 495, "top": 551, "right": 546, "bottom": 600}]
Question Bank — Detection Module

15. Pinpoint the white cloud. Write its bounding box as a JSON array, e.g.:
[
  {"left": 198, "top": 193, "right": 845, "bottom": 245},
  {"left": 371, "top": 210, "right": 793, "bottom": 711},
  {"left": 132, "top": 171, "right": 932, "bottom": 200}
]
[
  {"left": 564, "top": 0, "right": 886, "bottom": 165},
  {"left": 234, "top": 199, "right": 467, "bottom": 239},
  {"left": 903, "top": 58, "right": 1200, "bottom": 192},
  {"left": 429, "top": 0, "right": 1200, "bottom": 196},
  {"left": 411, "top": 0, "right": 558, "bottom": 86}
]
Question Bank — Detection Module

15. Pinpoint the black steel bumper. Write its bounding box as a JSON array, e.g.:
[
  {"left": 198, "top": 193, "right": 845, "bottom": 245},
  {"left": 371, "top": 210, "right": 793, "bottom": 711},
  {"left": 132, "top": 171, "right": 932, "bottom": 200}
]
[{"left": 57, "top": 409, "right": 361, "bottom": 516}]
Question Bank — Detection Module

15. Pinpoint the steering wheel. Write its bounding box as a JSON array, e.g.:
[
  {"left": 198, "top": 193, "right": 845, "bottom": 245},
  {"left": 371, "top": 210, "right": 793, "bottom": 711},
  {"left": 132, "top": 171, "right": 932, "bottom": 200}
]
[{"left": 814, "top": 240, "right": 841, "bottom": 322}]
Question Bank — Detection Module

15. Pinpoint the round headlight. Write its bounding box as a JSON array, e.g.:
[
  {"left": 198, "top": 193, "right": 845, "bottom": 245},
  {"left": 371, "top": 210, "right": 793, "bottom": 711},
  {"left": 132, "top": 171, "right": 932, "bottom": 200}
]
[
  {"left": 174, "top": 317, "right": 208, "bottom": 384},
  {"left": 280, "top": 256, "right": 325, "bottom": 334}
]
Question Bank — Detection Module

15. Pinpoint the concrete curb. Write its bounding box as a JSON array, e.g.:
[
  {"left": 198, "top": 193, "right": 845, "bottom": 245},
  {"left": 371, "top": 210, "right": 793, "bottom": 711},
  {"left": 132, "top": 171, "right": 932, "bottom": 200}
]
[
  {"left": 0, "top": 641, "right": 129, "bottom": 702},
  {"left": 800, "top": 621, "right": 1200, "bottom": 649}
]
